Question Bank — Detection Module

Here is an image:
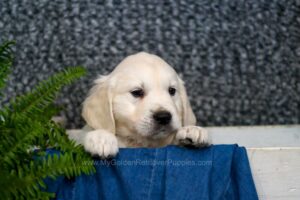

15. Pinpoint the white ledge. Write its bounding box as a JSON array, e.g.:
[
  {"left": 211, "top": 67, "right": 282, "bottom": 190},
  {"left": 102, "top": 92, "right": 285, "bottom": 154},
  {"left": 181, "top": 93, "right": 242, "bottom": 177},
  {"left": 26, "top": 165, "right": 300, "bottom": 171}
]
[
  {"left": 207, "top": 125, "right": 300, "bottom": 199},
  {"left": 207, "top": 125, "right": 300, "bottom": 148}
]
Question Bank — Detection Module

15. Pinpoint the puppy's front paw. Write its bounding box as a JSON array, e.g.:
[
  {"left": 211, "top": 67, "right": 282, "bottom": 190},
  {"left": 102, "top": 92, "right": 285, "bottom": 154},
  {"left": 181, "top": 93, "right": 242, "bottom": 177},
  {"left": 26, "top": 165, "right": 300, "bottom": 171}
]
[
  {"left": 83, "top": 130, "right": 119, "bottom": 158},
  {"left": 175, "top": 126, "right": 209, "bottom": 147}
]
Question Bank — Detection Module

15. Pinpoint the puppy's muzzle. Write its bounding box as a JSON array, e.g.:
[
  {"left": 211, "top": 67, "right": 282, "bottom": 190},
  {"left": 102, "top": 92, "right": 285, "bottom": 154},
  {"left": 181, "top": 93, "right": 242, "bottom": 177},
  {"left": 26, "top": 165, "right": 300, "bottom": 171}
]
[{"left": 153, "top": 111, "right": 172, "bottom": 125}]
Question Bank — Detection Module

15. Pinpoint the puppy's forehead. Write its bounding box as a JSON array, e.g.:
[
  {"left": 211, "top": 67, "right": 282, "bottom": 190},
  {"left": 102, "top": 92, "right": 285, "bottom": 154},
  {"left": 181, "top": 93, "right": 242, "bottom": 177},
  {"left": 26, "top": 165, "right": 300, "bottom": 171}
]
[{"left": 112, "top": 52, "right": 178, "bottom": 82}]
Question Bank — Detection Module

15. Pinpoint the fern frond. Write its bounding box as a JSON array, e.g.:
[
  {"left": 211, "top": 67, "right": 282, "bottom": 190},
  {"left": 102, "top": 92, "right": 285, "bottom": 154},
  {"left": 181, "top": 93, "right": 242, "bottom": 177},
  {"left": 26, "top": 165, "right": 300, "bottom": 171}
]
[
  {"left": 0, "top": 41, "right": 15, "bottom": 95},
  {"left": 0, "top": 67, "right": 86, "bottom": 166},
  {"left": 0, "top": 66, "right": 86, "bottom": 156},
  {"left": 0, "top": 118, "right": 47, "bottom": 166},
  {"left": 0, "top": 41, "right": 95, "bottom": 199},
  {"left": 1, "top": 151, "right": 95, "bottom": 200},
  {"left": 5, "top": 67, "right": 86, "bottom": 120},
  {"left": 0, "top": 118, "right": 95, "bottom": 199}
]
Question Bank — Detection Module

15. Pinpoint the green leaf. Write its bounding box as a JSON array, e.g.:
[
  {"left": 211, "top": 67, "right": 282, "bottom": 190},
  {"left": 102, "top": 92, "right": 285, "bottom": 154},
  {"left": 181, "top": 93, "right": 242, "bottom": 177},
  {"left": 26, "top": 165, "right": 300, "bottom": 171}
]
[
  {"left": 0, "top": 40, "right": 95, "bottom": 199},
  {"left": 0, "top": 41, "right": 15, "bottom": 95}
]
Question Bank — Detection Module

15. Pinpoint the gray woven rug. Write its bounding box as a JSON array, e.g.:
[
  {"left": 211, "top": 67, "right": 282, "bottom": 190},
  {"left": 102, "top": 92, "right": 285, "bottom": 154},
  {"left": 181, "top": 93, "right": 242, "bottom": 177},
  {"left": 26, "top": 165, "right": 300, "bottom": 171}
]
[{"left": 1, "top": 0, "right": 299, "bottom": 128}]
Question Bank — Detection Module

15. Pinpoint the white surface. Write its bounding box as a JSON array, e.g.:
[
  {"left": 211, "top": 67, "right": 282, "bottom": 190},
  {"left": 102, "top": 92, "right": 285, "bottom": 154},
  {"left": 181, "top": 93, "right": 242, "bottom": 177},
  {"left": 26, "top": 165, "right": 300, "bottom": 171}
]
[
  {"left": 208, "top": 125, "right": 300, "bottom": 199},
  {"left": 207, "top": 125, "right": 300, "bottom": 199},
  {"left": 248, "top": 148, "right": 300, "bottom": 200},
  {"left": 207, "top": 125, "right": 300, "bottom": 147}
]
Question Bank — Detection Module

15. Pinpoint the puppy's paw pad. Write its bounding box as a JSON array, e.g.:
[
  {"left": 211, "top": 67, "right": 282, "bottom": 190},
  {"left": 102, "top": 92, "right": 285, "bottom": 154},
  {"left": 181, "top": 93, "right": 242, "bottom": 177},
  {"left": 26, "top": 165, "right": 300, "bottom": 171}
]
[
  {"left": 176, "top": 126, "right": 209, "bottom": 147},
  {"left": 84, "top": 130, "right": 119, "bottom": 158}
]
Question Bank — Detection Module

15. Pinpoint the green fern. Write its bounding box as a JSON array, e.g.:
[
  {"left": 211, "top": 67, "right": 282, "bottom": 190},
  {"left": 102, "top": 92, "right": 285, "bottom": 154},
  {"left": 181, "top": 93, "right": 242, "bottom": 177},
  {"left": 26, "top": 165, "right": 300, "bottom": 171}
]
[
  {"left": 0, "top": 41, "right": 15, "bottom": 96},
  {"left": 0, "top": 41, "right": 95, "bottom": 199}
]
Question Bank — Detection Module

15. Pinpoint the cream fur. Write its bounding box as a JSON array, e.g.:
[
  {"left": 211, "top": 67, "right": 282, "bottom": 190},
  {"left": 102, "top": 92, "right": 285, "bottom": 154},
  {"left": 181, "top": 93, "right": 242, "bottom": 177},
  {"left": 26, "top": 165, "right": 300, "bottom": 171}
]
[{"left": 68, "top": 52, "right": 209, "bottom": 157}]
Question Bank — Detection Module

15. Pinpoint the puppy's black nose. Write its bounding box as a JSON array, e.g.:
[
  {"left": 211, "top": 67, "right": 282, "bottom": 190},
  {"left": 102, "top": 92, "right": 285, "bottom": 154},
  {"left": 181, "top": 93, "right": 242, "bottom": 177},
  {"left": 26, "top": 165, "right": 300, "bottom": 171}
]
[{"left": 153, "top": 111, "right": 172, "bottom": 125}]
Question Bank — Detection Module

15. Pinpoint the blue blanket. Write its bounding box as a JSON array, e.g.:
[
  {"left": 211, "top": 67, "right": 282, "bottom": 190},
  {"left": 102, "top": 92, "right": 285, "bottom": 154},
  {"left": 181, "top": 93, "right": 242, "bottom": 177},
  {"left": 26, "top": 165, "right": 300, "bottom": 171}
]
[{"left": 45, "top": 145, "right": 258, "bottom": 200}]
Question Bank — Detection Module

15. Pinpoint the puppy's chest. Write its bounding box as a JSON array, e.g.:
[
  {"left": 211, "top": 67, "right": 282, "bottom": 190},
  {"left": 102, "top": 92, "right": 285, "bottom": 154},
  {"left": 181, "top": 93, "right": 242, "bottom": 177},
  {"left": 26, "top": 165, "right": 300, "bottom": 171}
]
[{"left": 116, "top": 134, "right": 174, "bottom": 148}]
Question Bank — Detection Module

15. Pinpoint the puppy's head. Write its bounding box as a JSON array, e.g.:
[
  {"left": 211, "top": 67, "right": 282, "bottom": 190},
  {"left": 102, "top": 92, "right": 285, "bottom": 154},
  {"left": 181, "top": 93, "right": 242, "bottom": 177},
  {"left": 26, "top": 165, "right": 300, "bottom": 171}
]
[{"left": 82, "top": 52, "right": 196, "bottom": 139}]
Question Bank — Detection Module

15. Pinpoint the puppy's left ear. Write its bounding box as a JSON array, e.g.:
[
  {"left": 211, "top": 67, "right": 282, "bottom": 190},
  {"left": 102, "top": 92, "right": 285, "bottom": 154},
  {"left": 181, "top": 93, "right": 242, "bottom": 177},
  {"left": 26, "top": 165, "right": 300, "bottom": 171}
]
[
  {"left": 82, "top": 76, "right": 115, "bottom": 133},
  {"left": 178, "top": 78, "right": 197, "bottom": 126}
]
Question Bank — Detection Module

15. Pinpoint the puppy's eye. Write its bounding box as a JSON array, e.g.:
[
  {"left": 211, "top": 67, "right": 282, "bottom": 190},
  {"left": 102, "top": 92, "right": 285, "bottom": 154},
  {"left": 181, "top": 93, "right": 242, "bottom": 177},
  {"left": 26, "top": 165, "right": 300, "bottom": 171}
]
[
  {"left": 130, "top": 89, "right": 144, "bottom": 98},
  {"left": 169, "top": 87, "right": 176, "bottom": 96}
]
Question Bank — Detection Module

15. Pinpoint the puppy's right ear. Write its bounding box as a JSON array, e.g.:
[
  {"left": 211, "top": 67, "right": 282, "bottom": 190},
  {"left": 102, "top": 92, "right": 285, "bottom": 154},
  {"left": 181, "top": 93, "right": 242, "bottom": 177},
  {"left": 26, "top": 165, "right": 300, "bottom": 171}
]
[
  {"left": 82, "top": 76, "right": 115, "bottom": 133},
  {"left": 178, "top": 78, "right": 197, "bottom": 126}
]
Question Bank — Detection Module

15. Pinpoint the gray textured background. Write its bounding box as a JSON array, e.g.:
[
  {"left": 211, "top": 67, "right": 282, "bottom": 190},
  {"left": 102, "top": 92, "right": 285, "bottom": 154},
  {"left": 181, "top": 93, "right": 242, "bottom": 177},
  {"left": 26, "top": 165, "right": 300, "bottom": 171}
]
[{"left": 0, "top": 0, "right": 299, "bottom": 128}]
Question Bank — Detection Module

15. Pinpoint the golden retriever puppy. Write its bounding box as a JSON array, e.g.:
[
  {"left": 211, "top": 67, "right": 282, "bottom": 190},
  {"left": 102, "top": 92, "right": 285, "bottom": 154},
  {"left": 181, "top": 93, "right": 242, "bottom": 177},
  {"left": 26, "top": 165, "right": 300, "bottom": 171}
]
[{"left": 68, "top": 52, "right": 209, "bottom": 158}]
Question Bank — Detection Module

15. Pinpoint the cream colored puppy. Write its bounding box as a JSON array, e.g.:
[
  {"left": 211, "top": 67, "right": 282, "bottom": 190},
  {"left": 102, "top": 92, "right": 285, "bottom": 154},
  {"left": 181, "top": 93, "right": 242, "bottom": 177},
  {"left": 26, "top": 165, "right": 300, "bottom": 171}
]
[{"left": 69, "top": 52, "right": 209, "bottom": 158}]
